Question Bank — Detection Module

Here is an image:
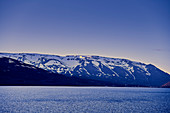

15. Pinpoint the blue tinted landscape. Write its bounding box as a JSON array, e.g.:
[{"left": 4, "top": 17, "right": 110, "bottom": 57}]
[
  {"left": 0, "top": 0, "right": 170, "bottom": 113},
  {"left": 0, "top": 87, "right": 170, "bottom": 113}
]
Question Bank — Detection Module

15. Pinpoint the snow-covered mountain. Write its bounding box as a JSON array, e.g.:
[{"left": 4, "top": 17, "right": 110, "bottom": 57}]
[
  {"left": 0, "top": 57, "right": 111, "bottom": 86},
  {"left": 0, "top": 53, "right": 169, "bottom": 87}
]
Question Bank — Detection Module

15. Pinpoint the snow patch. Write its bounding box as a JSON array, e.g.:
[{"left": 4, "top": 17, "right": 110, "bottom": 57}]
[{"left": 8, "top": 59, "right": 14, "bottom": 63}]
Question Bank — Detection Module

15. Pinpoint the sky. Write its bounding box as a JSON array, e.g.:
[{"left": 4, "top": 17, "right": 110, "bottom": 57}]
[{"left": 0, "top": 0, "right": 170, "bottom": 73}]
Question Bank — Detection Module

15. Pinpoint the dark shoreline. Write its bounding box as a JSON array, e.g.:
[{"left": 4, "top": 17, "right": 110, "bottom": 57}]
[{"left": 1, "top": 85, "right": 168, "bottom": 88}]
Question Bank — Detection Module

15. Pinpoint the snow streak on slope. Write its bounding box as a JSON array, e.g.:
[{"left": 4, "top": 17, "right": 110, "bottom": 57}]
[
  {"left": 0, "top": 53, "right": 150, "bottom": 78},
  {"left": 1, "top": 53, "right": 170, "bottom": 87}
]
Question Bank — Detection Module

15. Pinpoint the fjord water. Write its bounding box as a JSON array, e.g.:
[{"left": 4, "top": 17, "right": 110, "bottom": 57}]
[{"left": 0, "top": 87, "right": 169, "bottom": 113}]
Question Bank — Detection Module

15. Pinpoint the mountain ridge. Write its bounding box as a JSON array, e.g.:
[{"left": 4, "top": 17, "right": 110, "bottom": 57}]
[
  {"left": 0, "top": 52, "right": 169, "bottom": 87},
  {"left": 1, "top": 52, "right": 168, "bottom": 73},
  {"left": 0, "top": 57, "right": 115, "bottom": 86}
]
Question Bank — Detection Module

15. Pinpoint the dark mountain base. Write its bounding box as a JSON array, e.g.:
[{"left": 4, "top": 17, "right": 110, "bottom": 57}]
[{"left": 161, "top": 82, "right": 170, "bottom": 88}]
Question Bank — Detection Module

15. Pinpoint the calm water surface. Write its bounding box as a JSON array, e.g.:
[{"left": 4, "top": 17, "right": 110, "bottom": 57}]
[{"left": 0, "top": 86, "right": 170, "bottom": 113}]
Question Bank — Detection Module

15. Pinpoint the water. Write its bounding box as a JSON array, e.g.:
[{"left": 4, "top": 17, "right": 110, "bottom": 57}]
[{"left": 0, "top": 87, "right": 170, "bottom": 113}]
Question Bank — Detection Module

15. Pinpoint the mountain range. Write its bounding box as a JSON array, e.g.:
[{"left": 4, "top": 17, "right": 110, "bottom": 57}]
[
  {"left": 0, "top": 53, "right": 169, "bottom": 87},
  {"left": 0, "top": 57, "right": 112, "bottom": 86}
]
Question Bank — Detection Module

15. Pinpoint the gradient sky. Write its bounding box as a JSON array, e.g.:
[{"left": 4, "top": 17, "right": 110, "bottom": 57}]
[{"left": 0, "top": 0, "right": 170, "bottom": 73}]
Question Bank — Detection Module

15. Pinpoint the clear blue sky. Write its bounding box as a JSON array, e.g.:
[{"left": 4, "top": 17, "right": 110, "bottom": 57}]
[{"left": 0, "top": 0, "right": 170, "bottom": 73}]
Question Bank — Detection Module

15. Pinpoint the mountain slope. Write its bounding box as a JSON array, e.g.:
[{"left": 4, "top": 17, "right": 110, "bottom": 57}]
[
  {"left": 162, "top": 82, "right": 170, "bottom": 88},
  {"left": 0, "top": 57, "right": 113, "bottom": 86},
  {"left": 0, "top": 53, "right": 169, "bottom": 87}
]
